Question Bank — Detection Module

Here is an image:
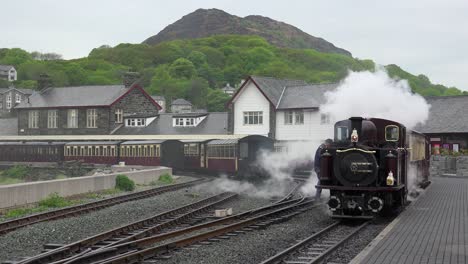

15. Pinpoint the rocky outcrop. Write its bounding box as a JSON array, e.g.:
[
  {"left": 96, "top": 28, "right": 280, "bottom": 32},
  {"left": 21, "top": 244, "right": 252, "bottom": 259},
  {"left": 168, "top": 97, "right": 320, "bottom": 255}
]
[{"left": 143, "top": 8, "right": 351, "bottom": 56}]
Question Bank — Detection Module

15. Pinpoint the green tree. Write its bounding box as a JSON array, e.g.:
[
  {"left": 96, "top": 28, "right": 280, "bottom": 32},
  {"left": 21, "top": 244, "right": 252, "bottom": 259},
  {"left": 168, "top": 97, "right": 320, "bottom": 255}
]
[
  {"left": 169, "top": 58, "right": 196, "bottom": 79},
  {"left": 187, "top": 51, "right": 207, "bottom": 67},
  {"left": 206, "top": 89, "right": 230, "bottom": 112},
  {"left": 0, "top": 48, "right": 32, "bottom": 66}
]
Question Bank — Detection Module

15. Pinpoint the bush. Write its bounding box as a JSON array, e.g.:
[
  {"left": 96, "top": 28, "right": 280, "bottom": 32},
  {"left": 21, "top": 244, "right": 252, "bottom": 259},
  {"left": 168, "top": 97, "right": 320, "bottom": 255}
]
[
  {"left": 4, "top": 165, "right": 30, "bottom": 179},
  {"left": 38, "top": 193, "right": 71, "bottom": 208},
  {"left": 115, "top": 174, "right": 135, "bottom": 191},
  {"left": 158, "top": 173, "right": 174, "bottom": 184}
]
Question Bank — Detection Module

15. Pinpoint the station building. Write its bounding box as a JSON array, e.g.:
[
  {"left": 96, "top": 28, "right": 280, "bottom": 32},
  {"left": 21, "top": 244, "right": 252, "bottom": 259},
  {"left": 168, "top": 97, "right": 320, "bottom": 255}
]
[{"left": 416, "top": 95, "right": 468, "bottom": 154}]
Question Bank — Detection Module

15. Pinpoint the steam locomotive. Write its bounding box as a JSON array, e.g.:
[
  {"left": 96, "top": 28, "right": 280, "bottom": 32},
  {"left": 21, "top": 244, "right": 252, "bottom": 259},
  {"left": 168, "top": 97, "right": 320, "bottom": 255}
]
[{"left": 317, "top": 117, "right": 430, "bottom": 219}]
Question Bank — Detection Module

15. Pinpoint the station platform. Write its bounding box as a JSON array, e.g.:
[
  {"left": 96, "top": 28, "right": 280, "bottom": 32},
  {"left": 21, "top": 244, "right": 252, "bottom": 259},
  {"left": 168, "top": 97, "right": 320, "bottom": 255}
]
[{"left": 352, "top": 176, "right": 468, "bottom": 264}]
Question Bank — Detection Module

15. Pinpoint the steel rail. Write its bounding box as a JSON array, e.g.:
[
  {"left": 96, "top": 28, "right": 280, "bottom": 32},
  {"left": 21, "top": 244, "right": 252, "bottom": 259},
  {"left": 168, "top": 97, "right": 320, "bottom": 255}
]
[
  {"left": 14, "top": 191, "right": 236, "bottom": 264},
  {"left": 0, "top": 179, "right": 206, "bottom": 235},
  {"left": 95, "top": 198, "right": 319, "bottom": 264},
  {"left": 259, "top": 221, "right": 370, "bottom": 264},
  {"left": 56, "top": 197, "right": 311, "bottom": 264}
]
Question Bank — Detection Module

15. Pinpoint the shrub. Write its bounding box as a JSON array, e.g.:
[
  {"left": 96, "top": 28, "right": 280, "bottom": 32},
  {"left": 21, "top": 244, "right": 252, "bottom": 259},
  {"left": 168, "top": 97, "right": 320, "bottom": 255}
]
[
  {"left": 158, "top": 173, "right": 174, "bottom": 184},
  {"left": 4, "top": 208, "right": 35, "bottom": 218},
  {"left": 38, "top": 193, "right": 71, "bottom": 208},
  {"left": 115, "top": 174, "right": 135, "bottom": 191},
  {"left": 4, "top": 165, "right": 30, "bottom": 179}
]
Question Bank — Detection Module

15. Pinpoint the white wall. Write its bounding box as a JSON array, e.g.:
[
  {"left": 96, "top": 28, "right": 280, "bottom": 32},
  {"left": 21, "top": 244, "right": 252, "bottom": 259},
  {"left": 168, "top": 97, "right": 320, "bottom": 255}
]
[
  {"left": 276, "top": 109, "right": 334, "bottom": 142},
  {"left": 233, "top": 81, "right": 270, "bottom": 136}
]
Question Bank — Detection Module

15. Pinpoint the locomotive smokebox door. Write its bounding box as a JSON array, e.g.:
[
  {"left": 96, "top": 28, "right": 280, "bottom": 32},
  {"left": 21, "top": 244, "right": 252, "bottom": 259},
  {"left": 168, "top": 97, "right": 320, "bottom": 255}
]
[{"left": 333, "top": 149, "right": 378, "bottom": 187}]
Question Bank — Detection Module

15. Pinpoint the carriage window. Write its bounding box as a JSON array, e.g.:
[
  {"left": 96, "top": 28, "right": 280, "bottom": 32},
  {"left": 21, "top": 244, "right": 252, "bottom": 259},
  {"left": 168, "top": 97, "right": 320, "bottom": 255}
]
[
  {"left": 336, "top": 126, "right": 349, "bottom": 142},
  {"left": 137, "top": 146, "right": 142, "bottom": 157},
  {"left": 184, "top": 144, "right": 199, "bottom": 156},
  {"left": 240, "top": 142, "right": 248, "bottom": 158},
  {"left": 207, "top": 145, "right": 236, "bottom": 158},
  {"left": 385, "top": 125, "right": 399, "bottom": 141}
]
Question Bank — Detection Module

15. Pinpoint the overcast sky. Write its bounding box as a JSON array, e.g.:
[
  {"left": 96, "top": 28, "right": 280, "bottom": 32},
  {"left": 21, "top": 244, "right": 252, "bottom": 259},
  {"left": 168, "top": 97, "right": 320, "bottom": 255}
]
[{"left": 2, "top": 0, "right": 467, "bottom": 90}]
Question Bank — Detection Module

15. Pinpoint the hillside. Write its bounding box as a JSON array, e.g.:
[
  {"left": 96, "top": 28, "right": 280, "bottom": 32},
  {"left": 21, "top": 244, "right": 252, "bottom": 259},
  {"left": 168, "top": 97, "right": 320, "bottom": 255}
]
[
  {"left": 0, "top": 36, "right": 465, "bottom": 112},
  {"left": 143, "top": 8, "right": 351, "bottom": 56}
]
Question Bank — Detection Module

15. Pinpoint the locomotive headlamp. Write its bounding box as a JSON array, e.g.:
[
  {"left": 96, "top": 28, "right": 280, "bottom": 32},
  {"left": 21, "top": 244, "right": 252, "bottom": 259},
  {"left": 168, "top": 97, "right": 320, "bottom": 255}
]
[
  {"left": 386, "top": 171, "right": 395, "bottom": 186},
  {"left": 351, "top": 129, "right": 359, "bottom": 143}
]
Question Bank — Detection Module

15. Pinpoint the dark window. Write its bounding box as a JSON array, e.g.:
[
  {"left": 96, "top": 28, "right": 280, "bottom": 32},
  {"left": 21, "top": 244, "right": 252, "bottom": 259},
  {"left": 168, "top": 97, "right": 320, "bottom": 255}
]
[{"left": 385, "top": 125, "right": 399, "bottom": 141}]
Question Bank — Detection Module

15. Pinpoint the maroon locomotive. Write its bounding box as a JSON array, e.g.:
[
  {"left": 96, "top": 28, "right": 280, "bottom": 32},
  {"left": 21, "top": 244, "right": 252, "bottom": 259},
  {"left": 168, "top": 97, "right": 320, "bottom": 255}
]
[{"left": 317, "top": 117, "right": 430, "bottom": 218}]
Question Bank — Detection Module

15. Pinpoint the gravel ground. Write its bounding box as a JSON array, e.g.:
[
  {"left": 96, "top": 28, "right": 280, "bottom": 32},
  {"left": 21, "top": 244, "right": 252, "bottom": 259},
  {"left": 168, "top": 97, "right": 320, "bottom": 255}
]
[
  {"left": 161, "top": 204, "right": 334, "bottom": 264},
  {"left": 321, "top": 217, "right": 393, "bottom": 264},
  {"left": 0, "top": 177, "right": 223, "bottom": 262}
]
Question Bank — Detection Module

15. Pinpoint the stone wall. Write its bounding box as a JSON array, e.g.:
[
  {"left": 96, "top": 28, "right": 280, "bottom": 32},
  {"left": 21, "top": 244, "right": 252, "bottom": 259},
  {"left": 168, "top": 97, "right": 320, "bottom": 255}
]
[
  {"left": 456, "top": 156, "right": 468, "bottom": 177},
  {"left": 110, "top": 87, "right": 159, "bottom": 130},
  {"left": 18, "top": 107, "right": 110, "bottom": 135},
  {"left": 0, "top": 167, "right": 171, "bottom": 209},
  {"left": 430, "top": 155, "right": 468, "bottom": 177}
]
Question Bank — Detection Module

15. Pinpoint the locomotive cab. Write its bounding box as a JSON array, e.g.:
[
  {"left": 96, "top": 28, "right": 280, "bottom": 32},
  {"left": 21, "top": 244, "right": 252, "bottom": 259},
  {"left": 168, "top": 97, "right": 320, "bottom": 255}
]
[{"left": 318, "top": 117, "right": 412, "bottom": 219}]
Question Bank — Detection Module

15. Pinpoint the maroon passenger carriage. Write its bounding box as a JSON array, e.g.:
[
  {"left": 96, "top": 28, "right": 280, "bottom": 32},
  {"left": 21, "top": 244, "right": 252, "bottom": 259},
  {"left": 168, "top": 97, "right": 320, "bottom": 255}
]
[
  {"left": 0, "top": 141, "right": 65, "bottom": 162},
  {"left": 64, "top": 141, "right": 120, "bottom": 164},
  {"left": 318, "top": 117, "right": 430, "bottom": 218}
]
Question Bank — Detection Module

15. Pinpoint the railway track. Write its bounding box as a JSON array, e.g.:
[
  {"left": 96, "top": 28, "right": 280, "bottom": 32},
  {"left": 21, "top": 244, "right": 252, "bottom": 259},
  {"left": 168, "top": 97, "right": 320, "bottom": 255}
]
[
  {"left": 0, "top": 179, "right": 206, "bottom": 236},
  {"left": 259, "top": 221, "right": 370, "bottom": 264},
  {"left": 69, "top": 197, "right": 320, "bottom": 264},
  {"left": 6, "top": 191, "right": 236, "bottom": 264}
]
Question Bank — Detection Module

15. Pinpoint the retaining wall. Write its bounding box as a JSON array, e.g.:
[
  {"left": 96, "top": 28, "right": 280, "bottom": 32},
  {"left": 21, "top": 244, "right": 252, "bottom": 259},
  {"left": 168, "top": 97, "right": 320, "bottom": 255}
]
[
  {"left": 430, "top": 155, "right": 468, "bottom": 177},
  {"left": 0, "top": 166, "right": 172, "bottom": 209}
]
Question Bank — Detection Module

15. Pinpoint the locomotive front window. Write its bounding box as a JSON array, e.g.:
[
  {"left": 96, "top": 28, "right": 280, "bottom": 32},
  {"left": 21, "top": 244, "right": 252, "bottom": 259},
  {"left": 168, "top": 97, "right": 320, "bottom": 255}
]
[
  {"left": 385, "top": 125, "right": 399, "bottom": 141},
  {"left": 336, "top": 126, "right": 349, "bottom": 142}
]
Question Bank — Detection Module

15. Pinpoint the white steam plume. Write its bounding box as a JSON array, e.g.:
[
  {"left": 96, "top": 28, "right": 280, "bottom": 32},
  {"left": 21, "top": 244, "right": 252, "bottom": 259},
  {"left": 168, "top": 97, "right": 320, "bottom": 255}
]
[
  {"left": 207, "top": 141, "right": 323, "bottom": 199},
  {"left": 320, "top": 69, "right": 430, "bottom": 129}
]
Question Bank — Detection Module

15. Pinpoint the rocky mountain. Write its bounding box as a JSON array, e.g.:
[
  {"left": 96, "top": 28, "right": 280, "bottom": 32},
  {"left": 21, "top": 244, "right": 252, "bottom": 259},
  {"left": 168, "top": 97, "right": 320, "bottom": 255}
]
[{"left": 143, "top": 8, "right": 351, "bottom": 56}]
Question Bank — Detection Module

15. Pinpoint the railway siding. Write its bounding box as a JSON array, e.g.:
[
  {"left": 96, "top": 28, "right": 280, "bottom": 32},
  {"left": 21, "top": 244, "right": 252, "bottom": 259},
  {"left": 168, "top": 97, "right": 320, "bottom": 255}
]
[{"left": 0, "top": 167, "right": 171, "bottom": 209}]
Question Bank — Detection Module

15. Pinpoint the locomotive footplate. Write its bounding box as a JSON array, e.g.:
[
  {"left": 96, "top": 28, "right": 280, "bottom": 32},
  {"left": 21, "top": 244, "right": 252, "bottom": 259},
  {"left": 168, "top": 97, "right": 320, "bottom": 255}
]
[{"left": 316, "top": 184, "right": 404, "bottom": 192}]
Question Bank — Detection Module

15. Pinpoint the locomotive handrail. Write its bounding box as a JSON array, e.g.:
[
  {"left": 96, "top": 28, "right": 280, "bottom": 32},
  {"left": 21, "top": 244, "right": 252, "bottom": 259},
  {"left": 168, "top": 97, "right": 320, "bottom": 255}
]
[{"left": 336, "top": 148, "right": 376, "bottom": 154}]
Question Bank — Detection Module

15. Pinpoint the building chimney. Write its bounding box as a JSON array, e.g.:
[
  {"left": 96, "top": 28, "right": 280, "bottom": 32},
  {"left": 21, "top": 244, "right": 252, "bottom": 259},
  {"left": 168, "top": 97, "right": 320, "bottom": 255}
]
[
  {"left": 37, "top": 74, "right": 52, "bottom": 91},
  {"left": 123, "top": 72, "right": 140, "bottom": 88}
]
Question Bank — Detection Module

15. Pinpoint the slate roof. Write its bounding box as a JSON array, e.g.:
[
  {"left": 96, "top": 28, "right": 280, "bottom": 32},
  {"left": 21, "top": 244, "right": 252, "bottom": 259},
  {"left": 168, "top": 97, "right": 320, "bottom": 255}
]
[
  {"left": 0, "top": 65, "right": 15, "bottom": 71},
  {"left": 171, "top": 98, "right": 192, "bottom": 106},
  {"left": 0, "top": 118, "right": 18, "bottom": 135},
  {"left": 65, "top": 141, "right": 121, "bottom": 145},
  {"left": 114, "top": 112, "right": 228, "bottom": 135},
  {"left": 249, "top": 76, "right": 308, "bottom": 106},
  {"left": 0, "top": 87, "right": 35, "bottom": 95},
  {"left": 232, "top": 76, "right": 338, "bottom": 109},
  {"left": 151, "top": 95, "right": 165, "bottom": 101},
  {"left": 121, "top": 140, "right": 164, "bottom": 145},
  {"left": 15, "top": 85, "right": 129, "bottom": 108},
  {"left": 207, "top": 139, "right": 239, "bottom": 145},
  {"left": 416, "top": 96, "right": 468, "bottom": 133},
  {"left": 277, "top": 83, "right": 339, "bottom": 109},
  {"left": 221, "top": 83, "right": 236, "bottom": 91}
]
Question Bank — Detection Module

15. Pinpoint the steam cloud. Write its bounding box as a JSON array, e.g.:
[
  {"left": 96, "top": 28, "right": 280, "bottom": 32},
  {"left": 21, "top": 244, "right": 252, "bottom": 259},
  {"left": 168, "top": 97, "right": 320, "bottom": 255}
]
[
  {"left": 320, "top": 69, "right": 430, "bottom": 129},
  {"left": 208, "top": 141, "right": 323, "bottom": 199}
]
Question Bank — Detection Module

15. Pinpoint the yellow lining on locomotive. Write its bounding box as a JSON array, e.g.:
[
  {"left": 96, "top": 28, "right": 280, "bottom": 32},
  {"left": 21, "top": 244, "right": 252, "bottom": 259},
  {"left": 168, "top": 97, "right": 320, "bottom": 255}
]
[{"left": 336, "top": 148, "right": 376, "bottom": 154}]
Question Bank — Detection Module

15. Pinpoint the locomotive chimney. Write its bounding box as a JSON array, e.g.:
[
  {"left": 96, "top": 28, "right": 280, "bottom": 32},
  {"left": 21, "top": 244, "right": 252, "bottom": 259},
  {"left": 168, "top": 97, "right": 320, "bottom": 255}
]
[{"left": 350, "top": 117, "right": 364, "bottom": 141}]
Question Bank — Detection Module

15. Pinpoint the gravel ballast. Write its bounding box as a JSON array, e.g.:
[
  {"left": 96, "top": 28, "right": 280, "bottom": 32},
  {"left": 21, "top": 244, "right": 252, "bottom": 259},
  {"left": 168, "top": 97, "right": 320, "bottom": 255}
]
[
  {"left": 161, "top": 204, "right": 334, "bottom": 264},
  {"left": 0, "top": 178, "right": 226, "bottom": 262}
]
